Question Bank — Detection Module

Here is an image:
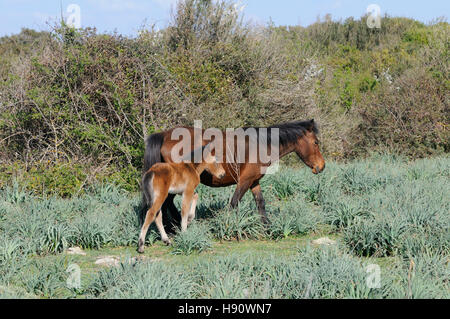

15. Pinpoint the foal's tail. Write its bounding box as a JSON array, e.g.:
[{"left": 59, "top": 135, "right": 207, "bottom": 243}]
[
  {"left": 141, "top": 132, "right": 164, "bottom": 222},
  {"left": 141, "top": 171, "right": 154, "bottom": 209}
]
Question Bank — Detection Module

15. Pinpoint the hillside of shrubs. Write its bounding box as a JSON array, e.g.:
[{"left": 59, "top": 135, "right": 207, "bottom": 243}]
[{"left": 0, "top": 0, "right": 449, "bottom": 195}]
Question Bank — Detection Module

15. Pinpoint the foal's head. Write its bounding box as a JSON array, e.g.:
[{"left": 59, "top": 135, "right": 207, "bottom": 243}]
[
  {"left": 294, "top": 120, "right": 325, "bottom": 174},
  {"left": 203, "top": 144, "right": 226, "bottom": 179}
]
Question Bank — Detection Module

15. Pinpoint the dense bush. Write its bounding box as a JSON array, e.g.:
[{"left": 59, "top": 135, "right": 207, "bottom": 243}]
[{"left": 0, "top": 0, "right": 448, "bottom": 195}]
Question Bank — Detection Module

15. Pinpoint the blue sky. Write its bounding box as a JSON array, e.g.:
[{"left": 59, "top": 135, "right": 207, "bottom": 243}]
[{"left": 0, "top": 0, "right": 448, "bottom": 37}]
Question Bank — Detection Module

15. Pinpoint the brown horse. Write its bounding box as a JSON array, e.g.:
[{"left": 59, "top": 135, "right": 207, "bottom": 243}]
[
  {"left": 142, "top": 120, "right": 325, "bottom": 227},
  {"left": 138, "top": 144, "right": 225, "bottom": 253}
]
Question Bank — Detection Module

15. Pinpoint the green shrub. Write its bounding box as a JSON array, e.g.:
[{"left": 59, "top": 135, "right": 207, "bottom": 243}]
[
  {"left": 1, "top": 4, "right": 448, "bottom": 198},
  {"left": 39, "top": 224, "right": 71, "bottom": 254},
  {"left": 209, "top": 204, "right": 266, "bottom": 241},
  {"left": 87, "top": 261, "right": 196, "bottom": 299},
  {"left": 264, "top": 171, "right": 302, "bottom": 200},
  {"left": 268, "top": 197, "right": 321, "bottom": 239},
  {"left": 172, "top": 221, "right": 213, "bottom": 255},
  {"left": 19, "top": 257, "right": 72, "bottom": 298},
  {"left": 343, "top": 217, "right": 405, "bottom": 257},
  {"left": 321, "top": 198, "right": 371, "bottom": 229}
]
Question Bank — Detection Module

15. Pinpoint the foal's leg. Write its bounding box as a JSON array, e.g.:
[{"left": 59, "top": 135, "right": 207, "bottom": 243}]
[
  {"left": 251, "top": 181, "right": 268, "bottom": 224},
  {"left": 154, "top": 210, "right": 171, "bottom": 245},
  {"left": 181, "top": 191, "right": 194, "bottom": 232},
  {"left": 187, "top": 193, "right": 198, "bottom": 225},
  {"left": 138, "top": 195, "right": 166, "bottom": 253}
]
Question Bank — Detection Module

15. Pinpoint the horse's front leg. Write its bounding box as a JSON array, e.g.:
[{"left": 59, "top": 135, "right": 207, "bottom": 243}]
[
  {"left": 251, "top": 181, "right": 268, "bottom": 224},
  {"left": 230, "top": 178, "right": 253, "bottom": 209}
]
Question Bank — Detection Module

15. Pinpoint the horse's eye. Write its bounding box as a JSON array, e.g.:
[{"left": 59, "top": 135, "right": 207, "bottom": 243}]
[{"left": 315, "top": 141, "right": 319, "bottom": 145}]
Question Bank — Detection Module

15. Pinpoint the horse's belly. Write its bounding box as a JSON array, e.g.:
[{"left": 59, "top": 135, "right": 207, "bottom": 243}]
[
  {"left": 168, "top": 185, "right": 185, "bottom": 194},
  {"left": 200, "top": 172, "right": 237, "bottom": 188}
]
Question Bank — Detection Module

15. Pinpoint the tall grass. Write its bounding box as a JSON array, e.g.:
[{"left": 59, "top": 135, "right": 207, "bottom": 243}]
[
  {"left": 85, "top": 245, "right": 448, "bottom": 299},
  {"left": 0, "top": 155, "right": 448, "bottom": 298}
]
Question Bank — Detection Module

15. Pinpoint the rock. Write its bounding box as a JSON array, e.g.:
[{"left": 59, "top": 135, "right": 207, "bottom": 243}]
[
  {"left": 67, "top": 247, "right": 86, "bottom": 256},
  {"left": 94, "top": 255, "right": 160, "bottom": 267},
  {"left": 127, "top": 256, "right": 160, "bottom": 265},
  {"left": 95, "top": 256, "right": 120, "bottom": 267},
  {"left": 311, "top": 237, "right": 336, "bottom": 246},
  {"left": 127, "top": 256, "right": 147, "bottom": 265}
]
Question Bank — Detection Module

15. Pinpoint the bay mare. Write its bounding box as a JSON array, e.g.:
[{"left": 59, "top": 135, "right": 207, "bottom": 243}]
[{"left": 142, "top": 120, "right": 325, "bottom": 230}]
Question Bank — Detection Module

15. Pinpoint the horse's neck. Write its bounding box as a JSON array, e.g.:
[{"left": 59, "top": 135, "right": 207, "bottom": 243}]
[
  {"left": 277, "top": 142, "right": 297, "bottom": 160},
  {"left": 193, "top": 162, "right": 207, "bottom": 175}
]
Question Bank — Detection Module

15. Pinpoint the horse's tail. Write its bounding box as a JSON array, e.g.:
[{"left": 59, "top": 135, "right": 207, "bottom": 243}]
[
  {"left": 141, "top": 170, "right": 154, "bottom": 209},
  {"left": 143, "top": 132, "right": 165, "bottom": 173},
  {"left": 141, "top": 132, "right": 164, "bottom": 221}
]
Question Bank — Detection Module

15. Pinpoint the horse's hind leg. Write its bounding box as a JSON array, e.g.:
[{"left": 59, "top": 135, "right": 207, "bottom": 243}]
[
  {"left": 155, "top": 210, "right": 171, "bottom": 245},
  {"left": 138, "top": 195, "right": 166, "bottom": 253},
  {"left": 181, "top": 191, "right": 195, "bottom": 232},
  {"left": 187, "top": 193, "right": 198, "bottom": 225}
]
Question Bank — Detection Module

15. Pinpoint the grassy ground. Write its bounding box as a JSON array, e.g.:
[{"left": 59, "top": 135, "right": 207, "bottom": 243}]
[{"left": 0, "top": 155, "right": 448, "bottom": 299}]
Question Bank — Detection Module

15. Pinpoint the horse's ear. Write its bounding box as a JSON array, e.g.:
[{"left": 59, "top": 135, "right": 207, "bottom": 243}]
[
  {"left": 308, "top": 119, "right": 315, "bottom": 131},
  {"left": 202, "top": 143, "right": 212, "bottom": 154},
  {"left": 203, "top": 143, "right": 216, "bottom": 157},
  {"left": 203, "top": 143, "right": 216, "bottom": 163}
]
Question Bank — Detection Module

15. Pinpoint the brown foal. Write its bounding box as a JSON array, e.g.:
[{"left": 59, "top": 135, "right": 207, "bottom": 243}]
[{"left": 138, "top": 145, "right": 225, "bottom": 253}]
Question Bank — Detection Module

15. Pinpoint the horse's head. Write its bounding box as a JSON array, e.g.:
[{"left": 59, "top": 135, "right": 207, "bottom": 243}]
[
  {"left": 294, "top": 120, "right": 325, "bottom": 174},
  {"left": 203, "top": 144, "right": 226, "bottom": 179}
]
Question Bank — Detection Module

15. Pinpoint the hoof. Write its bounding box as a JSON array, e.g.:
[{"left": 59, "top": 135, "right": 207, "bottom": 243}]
[
  {"left": 162, "top": 238, "right": 172, "bottom": 246},
  {"left": 137, "top": 247, "right": 145, "bottom": 254}
]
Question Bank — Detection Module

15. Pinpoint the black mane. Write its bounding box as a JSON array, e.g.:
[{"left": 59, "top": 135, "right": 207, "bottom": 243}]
[{"left": 243, "top": 120, "right": 318, "bottom": 147}]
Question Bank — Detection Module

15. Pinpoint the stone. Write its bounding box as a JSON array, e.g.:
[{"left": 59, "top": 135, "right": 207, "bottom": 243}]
[
  {"left": 311, "top": 237, "right": 336, "bottom": 246},
  {"left": 66, "top": 247, "right": 86, "bottom": 256},
  {"left": 95, "top": 256, "right": 120, "bottom": 267}
]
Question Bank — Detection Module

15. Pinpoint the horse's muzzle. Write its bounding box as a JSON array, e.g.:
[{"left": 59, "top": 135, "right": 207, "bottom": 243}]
[{"left": 313, "top": 164, "right": 325, "bottom": 174}]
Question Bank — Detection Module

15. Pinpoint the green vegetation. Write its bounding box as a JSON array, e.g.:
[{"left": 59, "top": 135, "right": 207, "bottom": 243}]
[
  {"left": 0, "top": 0, "right": 448, "bottom": 299},
  {"left": 0, "top": 156, "right": 448, "bottom": 298},
  {"left": 171, "top": 221, "right": 213, "bottom": 255},
  {"left": 0, "top": 0, "right": 448, "bottom": 195}
]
